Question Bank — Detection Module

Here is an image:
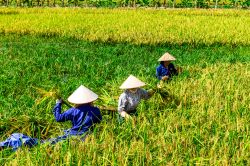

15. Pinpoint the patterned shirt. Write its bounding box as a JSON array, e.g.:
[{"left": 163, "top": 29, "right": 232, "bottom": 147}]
[{"left": 118, "top": 88, "right": 151, "bottom": 113}]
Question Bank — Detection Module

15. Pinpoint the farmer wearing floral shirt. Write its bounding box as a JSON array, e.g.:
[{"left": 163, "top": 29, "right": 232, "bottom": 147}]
[
  {"left": 50, "top": 85, "right": 102, "bottom": 144},
  {"left": 156, "top": 52, "right": 178, "bottom": 81},
  {"left": 118, "top": 75, "right": 154, "bottom": 120}
]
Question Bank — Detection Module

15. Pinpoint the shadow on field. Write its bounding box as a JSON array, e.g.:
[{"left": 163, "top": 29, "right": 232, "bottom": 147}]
[
  {"left": 0, "top": 11, "right": 19, "bottom": 15},
  {"left": 0, "top": 34, "right": 249, "bottom": 68}
]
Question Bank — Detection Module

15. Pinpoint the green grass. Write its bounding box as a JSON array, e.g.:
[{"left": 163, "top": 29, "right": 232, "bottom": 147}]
[
  {"left": 0, "top": 35, "right": 250, "bottom": 165},
  {"left": 0, "top": 8, "right": 250, "bottom": 165}
]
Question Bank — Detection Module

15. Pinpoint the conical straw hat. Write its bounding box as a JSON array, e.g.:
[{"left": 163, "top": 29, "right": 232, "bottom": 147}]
[
  {"left": 120, "top": 75, "right": 146, "bottom": 89},
  {"left": 68, "top": 85, "right": 98, "bottom": 104},
  {"left": 158, "top": 52, "right": 176, "bottom": 61}
]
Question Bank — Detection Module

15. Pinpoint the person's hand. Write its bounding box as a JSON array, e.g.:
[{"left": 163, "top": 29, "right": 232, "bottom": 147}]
[
  {"left": 161, "top": 76, "right": 169, "bottom": 81},
  {"left": 120, "top": 111, "right": 126, "bottom": 117},
  {"left": 125, "top": 114, "right": 132, "bottom": 119},
  {"left": 177, "top": 67, "right": 183, "bottom": 73},
  {"left": 120, "top": 111, "right": 131, "bottom": 119},
  {"left": 56, "top": 99, "right": 63, "bottom": 104},
  {"left": 148, "top": 89, "right": 155, "bottom": 96}
]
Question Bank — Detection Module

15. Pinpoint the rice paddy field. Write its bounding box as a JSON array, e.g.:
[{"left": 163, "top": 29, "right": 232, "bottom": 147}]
[{"left": 0, "top": 8, "right": 250, "bottom": 165}]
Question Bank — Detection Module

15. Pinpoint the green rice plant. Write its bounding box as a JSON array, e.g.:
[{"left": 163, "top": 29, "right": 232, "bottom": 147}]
[{"left": 0, "top": 8, "right": 249, "bottom": 165}]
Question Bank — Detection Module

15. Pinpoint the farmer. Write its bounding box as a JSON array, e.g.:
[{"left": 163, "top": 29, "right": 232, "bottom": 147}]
[
  {"left": 49, "top": 85, "right": 102, "bottom": 144},
  {"left": 156, "top": 52, "right": 179, "bottom": 81},
  {"left": 118, "top": 75, "right": 154, "bottom": 120},
  {"left": 0, "top": 85, "right": 102, "bottom": 151}
]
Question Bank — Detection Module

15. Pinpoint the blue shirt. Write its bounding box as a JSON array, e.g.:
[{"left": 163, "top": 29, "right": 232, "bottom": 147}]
[
  {"left": 156, "top": 63, "right": 177, "bottom": 80},
  {"left": 53, "top": 103, "right": 102, "bottom": 135},
  {"left": 0, "top": 133, "right": 38, "bottom": 151}
]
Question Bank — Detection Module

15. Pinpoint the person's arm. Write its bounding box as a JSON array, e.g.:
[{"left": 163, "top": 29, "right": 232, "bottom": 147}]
[
  {"left": 156, "top": 66, "right": 163, "bottom": 80},
  {"left": 169, "top": 63, "right": 178, "bottom": 76},
  {"left": 118, "top": 94, "right": 131, "bottom": 119},
  {"left": 53, "top": 100, "right": 73, "bottom": 122},
  {"left": 139, "top": 88, "right": 153, "bottom": 100},
  {"left": 118, "top": 94, "right": 127, "bottom": 113}
]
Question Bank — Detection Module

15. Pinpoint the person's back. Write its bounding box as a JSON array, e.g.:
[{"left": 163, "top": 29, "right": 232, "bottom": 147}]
[
  {"left": 50, "top": 85, "right": 102, "bottom": 144},
  {"left": 70, "top": 104, "right": 102, "bottom": 134},
  {"left": 54, "top": 98, "right": 102, "bottom": 135}
]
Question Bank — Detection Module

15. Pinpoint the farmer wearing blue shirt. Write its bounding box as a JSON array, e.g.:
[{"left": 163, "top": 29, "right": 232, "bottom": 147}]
[
  {"left": 0, "top": 85, "right": 102, "bottom": 150},
  {"left": 156, "top": 52, "right": 178, "bottom": 81},
  {"left": 49, "top": 85, "right": 102, "bottom": 144}
]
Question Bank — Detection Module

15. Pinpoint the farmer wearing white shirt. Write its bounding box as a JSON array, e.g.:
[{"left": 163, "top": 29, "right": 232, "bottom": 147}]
[{"left": 118, "top": 75, "right": 154, "bottom": 120}]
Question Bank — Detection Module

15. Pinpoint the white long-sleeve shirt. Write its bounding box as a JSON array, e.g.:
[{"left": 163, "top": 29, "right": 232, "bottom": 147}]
[{"left": 118, "top": 88, "right": 151, "bottom": 113}]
